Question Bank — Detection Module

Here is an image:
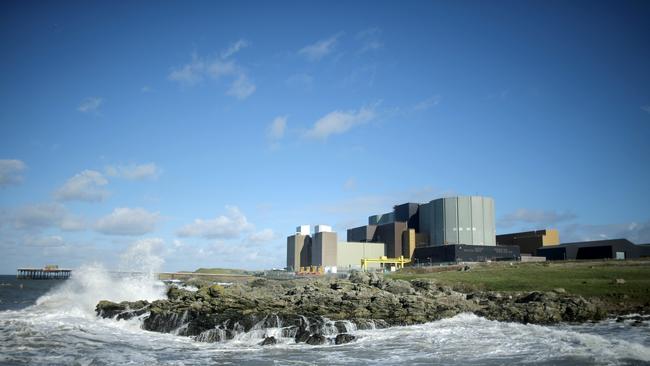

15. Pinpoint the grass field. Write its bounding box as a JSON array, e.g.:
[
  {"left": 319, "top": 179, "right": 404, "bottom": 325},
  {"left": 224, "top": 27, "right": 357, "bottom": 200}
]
[
  {"left": 389, "top": 260, "right": 650, "bottom": 306},
  {"left": 193, "top": 268, "right": 251, "bottom": 275}
]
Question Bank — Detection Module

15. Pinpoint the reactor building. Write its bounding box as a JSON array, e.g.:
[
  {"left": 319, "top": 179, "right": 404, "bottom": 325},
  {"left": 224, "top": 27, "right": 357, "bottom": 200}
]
[{"left": 287, "top": 195, "right": 521, "bottom": 272}]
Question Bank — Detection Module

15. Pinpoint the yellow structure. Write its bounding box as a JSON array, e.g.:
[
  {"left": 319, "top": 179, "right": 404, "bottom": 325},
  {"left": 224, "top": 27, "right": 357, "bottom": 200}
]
[
  {"left": 542, "top": 229, "right": 560, "bottom": 246},
  {"left": 360, "top": 256, "right": 411, "bottom": 271},
  {"left": 298, "top": 266, "right": 324, "bottom": 275}
]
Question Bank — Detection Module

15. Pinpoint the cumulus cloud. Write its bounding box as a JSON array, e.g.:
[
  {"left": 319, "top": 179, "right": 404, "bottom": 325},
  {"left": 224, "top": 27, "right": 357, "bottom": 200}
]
[
  {"left": 24, "top": 235, "right": 66, "bottom": 247},
  {"left": 247, "top": 228, "right": 277, "bottom": 243},
  {"left": 227, "top": 74, "right": 256, "bottom": 100},
  {"left": 299, "top": 33, "right": 342, "bottom": 61},
  {"left": 498, "top": 208, "right": 577, "bottom": 229},
  {"left": 11, "top": 203, "right": 85, "bottom": 231},
  {"left": 0, "top": 159, "right": 27, "bottom": 187},
  {"left": 168, "top": 43, "right": 255, "bottom": 100},
  {"left": 105, "top": 163, "right": 160, "bottom": 180},
  {"left": 77, "top": 97, "right": 103, "bottom": 113},
  {"left": 304, "top": 104, "right": 377, "bottom": 139},
  {"left": 94, "top": 207, "right": 159, "bottom": 236},
  {"left": 54, "top": 170, "right": 109, "bottom": 202},
  {"left": 221, "top": 39, "right": 249, "bottom": 59},
  {"left": 177, "top": 206, "right": 253, "bottom": 239},
  {"left": 267, "top": 116, "right": 287, "bottom": 141}
]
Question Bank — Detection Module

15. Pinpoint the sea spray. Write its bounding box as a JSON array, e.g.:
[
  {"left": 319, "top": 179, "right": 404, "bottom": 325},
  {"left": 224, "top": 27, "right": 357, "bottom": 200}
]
[{"left": 32, "top": 238, "right": 167, "bottom": 318}]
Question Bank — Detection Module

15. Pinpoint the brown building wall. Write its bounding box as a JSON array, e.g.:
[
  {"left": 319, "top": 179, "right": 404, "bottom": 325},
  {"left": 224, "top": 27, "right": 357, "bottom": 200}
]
[
  {"left": 312, "top": 232, "right": 338, "bottom": 267},
  {"left": 287, "top": 234, "right": 311, "bottom": 270},
  {"left": 496, "top": 229, "right": 559, "bottom": 255},
  {"left": 374, "top": 221, "right": 407, "bottom": 258}
]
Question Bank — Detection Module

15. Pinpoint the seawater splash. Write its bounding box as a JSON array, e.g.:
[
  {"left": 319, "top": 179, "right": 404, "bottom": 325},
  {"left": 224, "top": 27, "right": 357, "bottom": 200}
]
[{"left": 32, "top": 238, "right": 167, "bottom": 318}]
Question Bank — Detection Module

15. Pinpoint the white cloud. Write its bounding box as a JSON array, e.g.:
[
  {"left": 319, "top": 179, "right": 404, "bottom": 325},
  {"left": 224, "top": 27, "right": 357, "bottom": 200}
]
[
  {"left": 642, "top": 105, "right": 650, "bottom": 114},
  {"left": 498, "top": 208, "right": 577, "bottom": 229},
  {"left": 24, "top": 235, "right": 65, "bottom": 247},
  {"left": 77, "top": 97, "right": 103, "bottom": 113},
  {"left": 207, "top": 59, "right": 237, "bottom": 79},
  {"left": 413, "top": 95, "right": 441, "bottom": 111},
  {"left": 0, "top": 159, "right": 27, "bottom": 187},
  {"left": 248, "top": 228, "right": 277, "bottom": 243},
  {"left": 304, "top": 104, "right": 377, "bottom": 139},
  {"left": 227, "top": 74, "right": 256, "bottom": 100},
  {"left": 95, "top": 207, "right": 159, "bottom": 236},
  {"left": 221, "top": 39, "right": 249, "bottom": 59},
  {"left": 356, "top": 27, "right": 383, "bottom": 53},
  {"left": 299, "top": 33, "right": 342, "bottom": 61},
  {"left": 177, "top": 206, "right": 253, "bottom": 239},
  {"left": 141, "top": 86, "right": 152, "bottom": 93},
  {"left": 169, "top": 48, "right": 256, "bottom": 99},
  {"left": 168, "top": 54, "right": 205, "bottom": 86},
  {"left": 267, "top": 116, "right": 287, "bottom": 141},
  {"left": 11, "top": 203, "right": 85, "bottom": 231},
  {"left": 105, "top": 163, "right": 160, "bottom": 180},
  {"left": 54, "top": 170, "right": 109, "bottom": 202}
]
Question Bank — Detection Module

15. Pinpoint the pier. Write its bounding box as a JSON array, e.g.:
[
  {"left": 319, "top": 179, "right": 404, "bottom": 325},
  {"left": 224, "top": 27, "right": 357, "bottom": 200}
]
[{"left": 17, "top": 265, "right": 72, "bottom": 280}]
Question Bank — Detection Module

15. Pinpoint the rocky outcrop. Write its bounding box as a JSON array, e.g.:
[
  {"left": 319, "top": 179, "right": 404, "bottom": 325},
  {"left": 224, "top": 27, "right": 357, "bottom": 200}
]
[{"left": 96, "top": 272, "right": 609, "bottom": 345}]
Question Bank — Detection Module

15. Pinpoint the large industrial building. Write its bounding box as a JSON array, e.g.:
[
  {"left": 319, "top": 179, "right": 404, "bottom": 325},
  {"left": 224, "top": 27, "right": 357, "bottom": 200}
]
[
  {"left": 286, "top": 225, "right": 385, "bottom": 272},
  {"left": 286, "top": 194, "right": 649, "bottom": 271},
  {"left": 288, "top": 195, "right": 521, "bottom": 271}
]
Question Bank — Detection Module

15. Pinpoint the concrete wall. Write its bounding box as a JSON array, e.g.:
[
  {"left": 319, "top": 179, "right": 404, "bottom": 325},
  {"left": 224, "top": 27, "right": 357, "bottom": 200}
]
[
  {"left": 401, "top": 229, "right": 416, "bottom": 259},
  {"left": 312, "top": 231, "right": 338, "bottom": 267},
  {"left": 336, "top": 241, "right": 385, "bottom": 270},
  {"left": 287, "top": 234, "right": 310, "bottom": 271},
  {"left": 300, "top": 236, "right": 312, "bottom": 268},
  {"left": 419, "top": 196, "right": 495, "bottom": 246}
]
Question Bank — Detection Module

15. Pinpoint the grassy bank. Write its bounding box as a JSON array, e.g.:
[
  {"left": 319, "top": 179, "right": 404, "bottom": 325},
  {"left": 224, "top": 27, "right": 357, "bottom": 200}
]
[{"left": 389, "top": 260, "right": 650, "bottom": 306}]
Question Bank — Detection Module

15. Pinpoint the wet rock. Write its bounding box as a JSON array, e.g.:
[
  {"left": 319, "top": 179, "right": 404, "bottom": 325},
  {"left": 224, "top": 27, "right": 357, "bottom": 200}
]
[
  {"left": 335, "top": 333, "right": 356, "bottom": 345},
  {"left": 305, "top": 334, "right": 327, "bottom": 345},
  {"left": 294, "top": 328, "right": 310, "bottom": 343},
  {"left": 260, "top": 336, "right": 277, "bottom": 346}
]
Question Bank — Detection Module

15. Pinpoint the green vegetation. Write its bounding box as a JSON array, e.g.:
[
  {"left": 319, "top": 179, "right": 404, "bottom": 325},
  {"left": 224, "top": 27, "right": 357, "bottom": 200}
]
[
  {"left": 193, "top": 268, "right": 250, "bottom": 275},
  {"left": 389, "top": 260, "right": 650, "bottom": 306}
]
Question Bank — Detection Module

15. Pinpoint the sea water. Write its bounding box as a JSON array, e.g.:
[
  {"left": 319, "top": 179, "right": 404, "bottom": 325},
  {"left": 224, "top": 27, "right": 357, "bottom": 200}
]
[{"left": 1, "top": 269, "right": 649, "bottom": 365}]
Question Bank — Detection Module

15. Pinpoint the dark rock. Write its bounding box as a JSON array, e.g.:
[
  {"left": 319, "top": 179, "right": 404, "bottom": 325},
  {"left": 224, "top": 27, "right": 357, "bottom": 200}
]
[
  {"left": 335, "top": 333, "right": 356, "bottom": 345},
  {"left": 260, "top": 336, "right": 277, "bottom": 346},
  {"left": 294, "top": 328, "right": 310, "bottom": 343},
  {"left": 305, "top": 334, "right": 327, "bottom": 345}
]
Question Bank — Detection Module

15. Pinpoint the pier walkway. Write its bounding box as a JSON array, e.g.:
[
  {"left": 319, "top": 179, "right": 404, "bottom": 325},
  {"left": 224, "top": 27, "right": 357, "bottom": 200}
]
[{"left": 17, "top": 267, "right": 72, "bottom": 279}]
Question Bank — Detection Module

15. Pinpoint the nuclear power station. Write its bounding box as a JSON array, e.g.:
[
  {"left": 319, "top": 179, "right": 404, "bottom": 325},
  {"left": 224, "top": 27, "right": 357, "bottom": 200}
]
[
  {"left": 287, "top": 194, "right": 650, "bottom": 272},
  {"left": 287, "top": 195, "right": 520, "bottom": 272}
]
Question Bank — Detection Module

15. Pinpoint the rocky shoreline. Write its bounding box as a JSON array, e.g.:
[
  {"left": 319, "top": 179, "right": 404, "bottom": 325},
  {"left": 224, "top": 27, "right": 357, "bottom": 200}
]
[{"left": 96, "top": 271, "right": 640, "bottom": 346}]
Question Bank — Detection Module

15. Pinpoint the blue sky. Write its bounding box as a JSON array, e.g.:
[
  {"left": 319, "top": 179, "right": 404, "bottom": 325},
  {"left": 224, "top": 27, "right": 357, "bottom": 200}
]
[{"left": 1, "top": 0, "right": 649, "bottom": 273}]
